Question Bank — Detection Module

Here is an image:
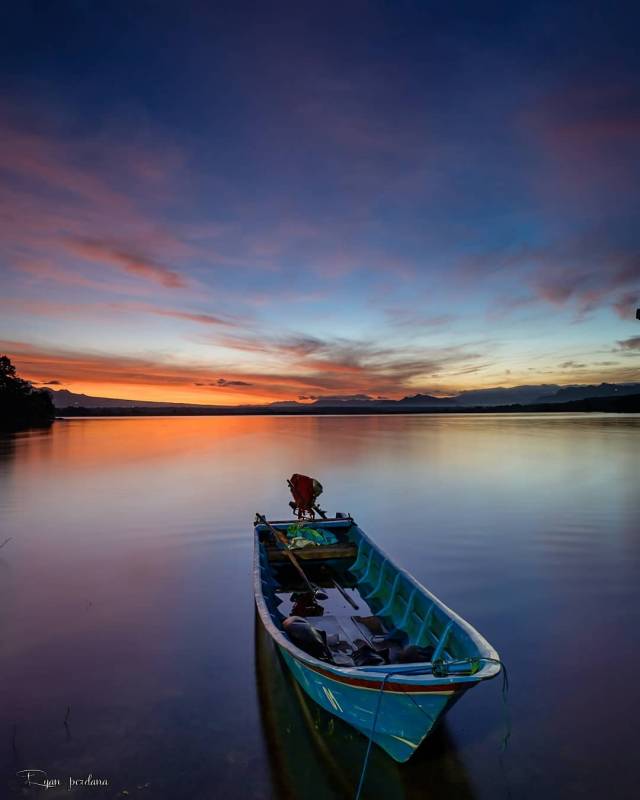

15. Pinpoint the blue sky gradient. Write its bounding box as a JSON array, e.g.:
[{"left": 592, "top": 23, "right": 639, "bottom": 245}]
[{"left": 1, "top": 1, "right": 638, "bottom": 403}]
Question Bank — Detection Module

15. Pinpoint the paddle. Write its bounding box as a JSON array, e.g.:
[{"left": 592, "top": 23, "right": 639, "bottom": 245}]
[
  {"left": 328, "top": 572, "right": 359, "bottom": 610},
  {"left": 255, "top": 514, "right": 328, "bottom": 601}
]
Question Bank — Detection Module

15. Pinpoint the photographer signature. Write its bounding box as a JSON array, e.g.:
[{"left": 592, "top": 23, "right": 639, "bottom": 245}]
[{"left": 17, "top": 770, "right": 109, "bottom": 790}]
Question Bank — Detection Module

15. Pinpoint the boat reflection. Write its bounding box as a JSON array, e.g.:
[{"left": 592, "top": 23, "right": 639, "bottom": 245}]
[{"left": 255, "top": 611, "right": 477, "bottom": 800}]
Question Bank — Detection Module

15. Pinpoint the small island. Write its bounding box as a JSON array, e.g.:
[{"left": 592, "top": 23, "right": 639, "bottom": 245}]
[{"left": 0, "top": 355, "right": 55, "bottom": 432}]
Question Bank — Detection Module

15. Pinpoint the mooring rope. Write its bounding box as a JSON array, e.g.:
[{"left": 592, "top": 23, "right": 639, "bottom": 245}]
[
  {"left": 353, "top": 670, "right": 395, "bottom": 800},
  {"left": 353, "top": 658, "right": 510, "bottom": 800}
]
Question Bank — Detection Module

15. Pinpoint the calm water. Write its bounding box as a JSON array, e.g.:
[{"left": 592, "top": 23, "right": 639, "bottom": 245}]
[{"left": 1, "top": 415, "right": 639, "bottom": 800}]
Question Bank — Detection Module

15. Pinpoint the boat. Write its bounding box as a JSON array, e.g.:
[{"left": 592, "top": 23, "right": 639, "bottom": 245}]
[
  {"left": 253, "top": 510, "right": 501, "bottom": 763},
  {"left": 254, "top": 609, "right": 477, "bottom": 799}
]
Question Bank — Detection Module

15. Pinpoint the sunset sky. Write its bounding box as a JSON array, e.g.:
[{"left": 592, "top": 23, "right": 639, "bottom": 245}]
[{"left": 1, "top": 1, "right": 639, "bottom": 405}]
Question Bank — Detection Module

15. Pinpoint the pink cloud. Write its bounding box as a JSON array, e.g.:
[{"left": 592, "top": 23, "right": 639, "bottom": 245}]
[
  {"left": 15, "top": 258, "right": 151, "bottom": 296},
  {"left": 520, "top": 83, "right": 640, "bottom": 207},
  {"left": 64, "top": 238, "right": 187, "bottom": 289},
  {"left": 528, "top": 246, "right": 640, "bottom": 315},
  {"left": 0, "top": 105, "right": 208, "bottom": 295},
  {"left": 612, "top": 291, "right": 639, "bottom": 319},
  {"left": 457, "top": 238, "right": 640, "bottom": 319},
  {"left": 0, "top": 296, "right": 242, "bottom": 329},
  {"left": 115, "top": 302, "right": 240, "bottom": 327},
  {"left": 0, "top": 124, "right": 130, "bottom": 213}
]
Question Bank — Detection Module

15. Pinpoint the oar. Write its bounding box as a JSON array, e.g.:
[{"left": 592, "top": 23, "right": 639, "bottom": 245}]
[
  {"left": 328, "top": 572, "right": 359, "bottom": 610},
  {"left": 255, "top": 514, "right": 328, "bottom": 601}
]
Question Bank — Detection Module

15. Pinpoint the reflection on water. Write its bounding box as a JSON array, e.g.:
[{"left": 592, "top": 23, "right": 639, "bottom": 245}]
[{"left": 1, "top": 415, "right": 639, "bottom": 799}]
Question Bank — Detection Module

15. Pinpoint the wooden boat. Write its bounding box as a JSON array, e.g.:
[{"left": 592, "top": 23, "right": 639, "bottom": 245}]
[{"left": 254, "top": 513, "right": 501, "bottom": 763}]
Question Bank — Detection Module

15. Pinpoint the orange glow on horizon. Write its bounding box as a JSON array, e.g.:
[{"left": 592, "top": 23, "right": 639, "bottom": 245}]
[
  {"left": 5, "top": 340, "right": 638, "bottom": 407},
  {"left": 55, "top": 381, "right": 281, "bottom": 406}
]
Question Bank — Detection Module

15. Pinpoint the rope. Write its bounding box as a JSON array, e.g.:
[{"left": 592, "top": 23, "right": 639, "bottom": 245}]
[
  {"left": 353, "top": 657, "right": 510, "bottom": 800},
  {"left": 353, "top": 671, "right": 393, "bottom": 800},
  {"left": 354, "top": 665, "right": 432, "bottom": 800},
  {"left": 489, "top": 658, "right": 511, "bottom": 750}
]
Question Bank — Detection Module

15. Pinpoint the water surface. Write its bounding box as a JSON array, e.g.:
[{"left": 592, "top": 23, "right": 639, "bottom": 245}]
[{"left": 1, "top": 415, "right": 638, "bottom": 799}]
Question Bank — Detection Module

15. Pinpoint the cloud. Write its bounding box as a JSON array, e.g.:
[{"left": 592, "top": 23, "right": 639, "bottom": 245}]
[
  {"left": 559, "top": 361, "right": 587, "bottom": 369},
  {"left": 3, "top": 332, "right": 638, "bottom": 405},
  {"left": 460, "top": 238, "right": 640, "bottom": 318},
  {"left": 65, "top": 238, "right": 187, "bottom": 289},
  {"left": 194, "top": 379, "right": 253, "bottom": 387},
  {"left": 0, "top": 105, "right": 422, "bottom": 306},
  {"left": 41, "top": 379, "right": 62, "bottom": 385},
  {"left": 213, "top": 331, "right": 488, "bottom": 393},
  {"left": 117, "top": 303, "right": 235, "bottom": 326},
  {"left": 0, "top": 119, "right": 131, "bottom": 214},
  {"left": 617, "top": 336, "right": 640, "bottom": 351},
  {"left": 612, "top": 291, "right": 640, "bottom": 320},
  {"left": 150, "top": 309, "right": 229, "bottom": 325},
  {"left": 534, "top": 252, "right": 638, "bottom": 316},
  {"left": 216, "top": 378, "right": 252, "bottom": 387},
  {"left": 0, "top": 297, "right": 242, "bottom": 332},
  {"left": 0, "top": 106, "right": 226, "bottom": 306},
  {"left": 521, "top": 83, "right": 640, "bottom": 207},
  {"left": 13, "top": 258, "right": 159, "bottom": 297},
  {"left": 0, "top": 334, "right": 489, "bottom": 402}
]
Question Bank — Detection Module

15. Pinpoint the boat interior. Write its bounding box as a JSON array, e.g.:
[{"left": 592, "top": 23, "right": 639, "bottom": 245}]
[{"left": 257, "top": 518, "right": 482, "bottom": 672}]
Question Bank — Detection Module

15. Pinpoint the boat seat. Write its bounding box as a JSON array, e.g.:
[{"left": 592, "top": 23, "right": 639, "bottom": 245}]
[{"left": 265, "top": 543, "right": 357, "bottom": 562}]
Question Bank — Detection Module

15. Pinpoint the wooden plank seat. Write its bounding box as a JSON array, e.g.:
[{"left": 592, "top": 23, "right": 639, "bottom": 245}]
[{"left": 265, "top": 543, "right": 358, "bottom": 562}]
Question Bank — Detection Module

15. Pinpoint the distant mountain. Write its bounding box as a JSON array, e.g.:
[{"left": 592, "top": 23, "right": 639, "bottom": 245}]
[
  {"left": 393, "top": 383, "right": 640, "bottom": 407},
  {"left": 536, "top": 383, "right": 640, "bottom": 403},
  {"left": 270, "top": 394, "right": 384, "bottom": 408},
  {"left": 397, "top": 394, "right": 457, "bottom": 406},
  {"left": 45, "top": 388, "right": 202, "bottom": 409},
  {"left": 274, "top": 384, "right": 561, "bottom": 408},
  {"left": 454, "top": 385, "right": 560, "bottom": 406},
  {"left": 308, "top": 394, "right": 381, "bottom": 407},
  {"left": 58, "top": 392, "right": 640, "bottom": 417},
  {"left": 47, "top": 381, "right": 640, "bottom": 413}
]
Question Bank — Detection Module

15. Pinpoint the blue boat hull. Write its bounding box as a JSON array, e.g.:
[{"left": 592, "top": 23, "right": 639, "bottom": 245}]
[{"left": 278, "top": 646, "right": 468, "bottom": 763}]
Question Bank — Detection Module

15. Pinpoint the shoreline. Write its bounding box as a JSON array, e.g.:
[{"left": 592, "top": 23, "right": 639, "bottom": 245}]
[{"left": 53, "top": 393, "right": 640, "bottom": 418}]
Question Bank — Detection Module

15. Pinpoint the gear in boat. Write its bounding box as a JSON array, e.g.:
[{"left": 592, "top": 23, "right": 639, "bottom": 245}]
[
  {"left": 267, "top": 474, "right": 437, "bottom": 667},
  {"left": 283, "top": 614, "right": 435, "bottom": 667}
]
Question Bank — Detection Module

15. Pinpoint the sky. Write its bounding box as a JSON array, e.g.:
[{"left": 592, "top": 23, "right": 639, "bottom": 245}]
[{"left": 1, "top": 0, "right": 639, "bottom": 405}]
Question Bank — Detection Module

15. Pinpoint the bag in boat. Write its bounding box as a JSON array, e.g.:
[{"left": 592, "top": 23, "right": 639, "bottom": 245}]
[{"left": 282, "top": 616, "right": 331, "bottom": 660}]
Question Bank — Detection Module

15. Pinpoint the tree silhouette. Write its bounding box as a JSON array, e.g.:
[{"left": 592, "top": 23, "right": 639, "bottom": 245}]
[
  {"left": 0, "top": 355, "right": 18, "bottom": 384},
  {"left": 0, "top": 355, "right": 55, "bottom": 431}
]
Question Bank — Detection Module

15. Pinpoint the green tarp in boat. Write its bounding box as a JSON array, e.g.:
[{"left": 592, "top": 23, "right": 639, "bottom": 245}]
[{"left": 286, "top": 523, "right": 338, "bottom": 549}]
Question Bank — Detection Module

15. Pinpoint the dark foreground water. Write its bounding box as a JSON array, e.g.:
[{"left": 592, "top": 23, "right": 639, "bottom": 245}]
[{"left": 1, "top": 414, "right": 639, "bottom": 800}]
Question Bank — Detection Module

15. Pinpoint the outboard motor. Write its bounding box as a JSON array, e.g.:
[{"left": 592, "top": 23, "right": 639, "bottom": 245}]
[
  {"left": 283, "top": 616, "right": 331, "bottom": 660},
  {"left": 287, "top": 474, "right": 325, "bottom": 519}
]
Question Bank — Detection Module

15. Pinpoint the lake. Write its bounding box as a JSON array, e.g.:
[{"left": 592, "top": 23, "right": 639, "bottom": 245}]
[{"left": 1, "top": 414, "right": 639, "bottom": 799}]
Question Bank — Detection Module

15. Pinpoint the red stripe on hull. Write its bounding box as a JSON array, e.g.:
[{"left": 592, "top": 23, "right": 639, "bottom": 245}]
[{"left": 306, "top": 663, "right": 472, "bottom": 694}]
